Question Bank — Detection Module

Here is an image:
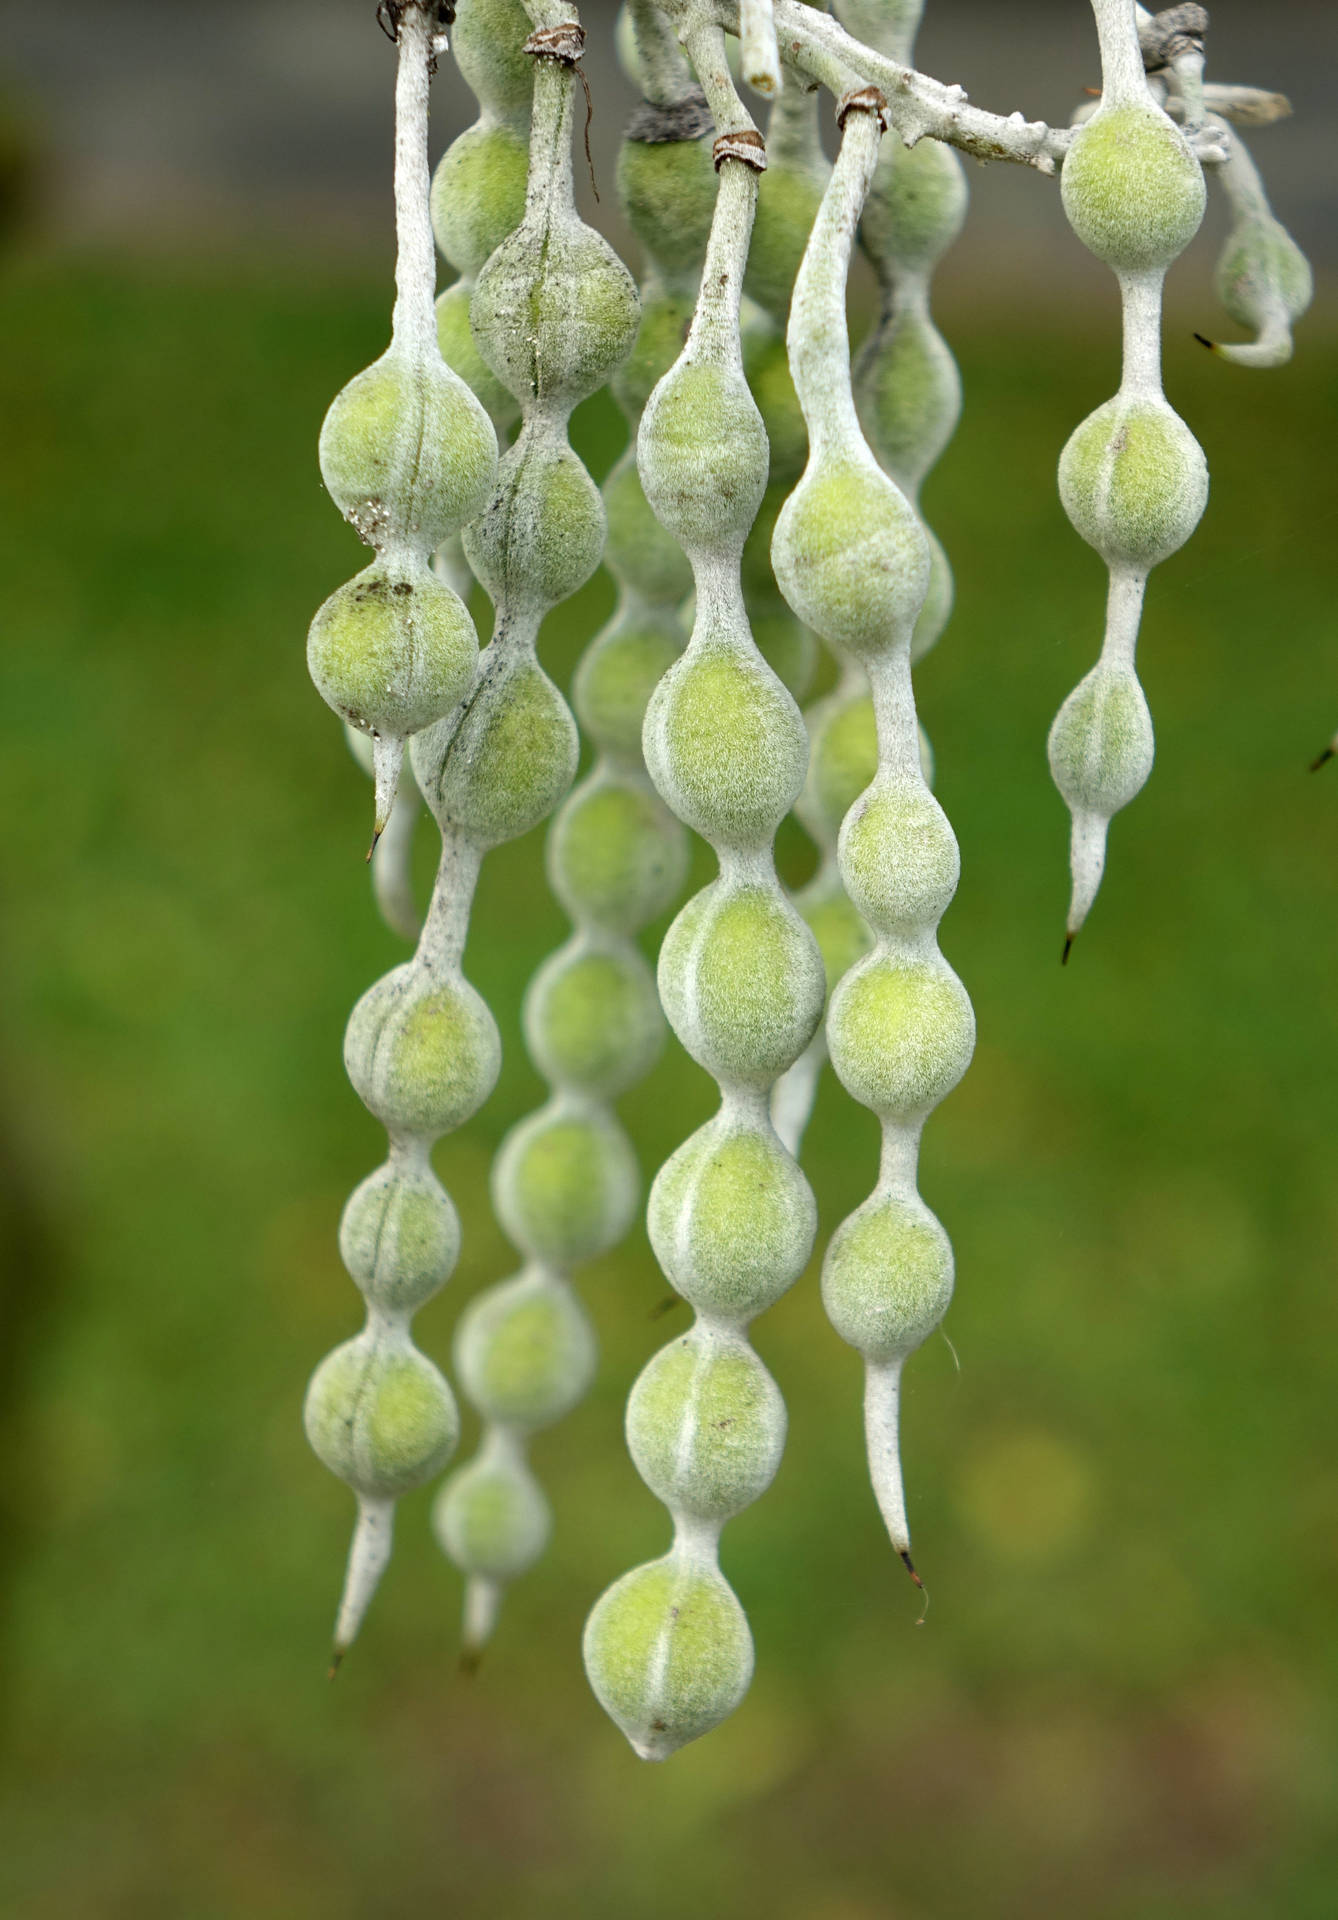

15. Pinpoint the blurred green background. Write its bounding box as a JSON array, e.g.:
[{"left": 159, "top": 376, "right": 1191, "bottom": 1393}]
[{"left": 1, "top": 130, "right": 1337, "bottom": 1920}]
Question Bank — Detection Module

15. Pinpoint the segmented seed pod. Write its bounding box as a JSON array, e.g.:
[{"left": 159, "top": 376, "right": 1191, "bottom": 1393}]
[
  {"left": 346, "top": 723, "right": 425, "bottom": 942},
  {"left": 308, "top": 5, "right": 497, "bottom": 847},
  {"left": 433, "top": 24, "right": 697, "bottom": 1656},
  {"left": 746, "top": 78, "right": 830, "bottom": 326},
  {"left": 1204, "top": 114, "right": 1311, "bottom": 368},
  {"left": 773, "top": 0, "right": 961, "bottom": 1153},
  {"left": 1049, "top": 0, "right": 1208, "bottom": 952},
  {"left": 430, "top": 0, "right": 534, "bottom": 434},
  {"left": 771, "top": 87, "right": 973, "bottom": 1591},
  {"left": 584, "top": 113, "right": 826, "bottom": 1761},
  {"left": 305, "top": 2, "right": 500, "bottom": 1665}
]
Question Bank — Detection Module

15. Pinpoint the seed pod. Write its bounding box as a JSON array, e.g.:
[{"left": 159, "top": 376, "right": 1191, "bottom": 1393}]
[
  {"left": 774, "top": 0, "right": 958, "bottom": 1157},
  {"left": 585, "top": 116, "right": 825, "bottom": 1761},
  {"left": 422, "top": 12, "right": 645, "bottom": 1650},
  {"left": 771, "top": 92, "right": 973, "bottom": 1589},
  {"left": 745, "top": 80, "right": 830, "bottom": 326},
  {"left": 304, "top": 9, "right": 507, "bottom": 1664},
  {"left": 429, "top": 0, "right": 536, "bottom": 433},
  {"left": 1202, "top": 115, "right": 1312, "bottom": 368},
  {"left": 1048, "top": 0, "right": 1207, "bottom": 951}
]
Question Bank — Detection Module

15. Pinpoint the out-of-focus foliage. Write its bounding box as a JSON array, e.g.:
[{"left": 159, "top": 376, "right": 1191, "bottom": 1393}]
[{"left": 0, "top": 254, "right": 1335, "bottom": 1918}]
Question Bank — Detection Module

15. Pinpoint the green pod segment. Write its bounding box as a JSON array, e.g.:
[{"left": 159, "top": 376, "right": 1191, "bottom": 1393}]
[
  {"left": 647, "top": 1114, "right": 817, "bottom": 1320},
  {"left": 803, "top": 885, "right": 874, "bottom": 996},
  {"left": 616, "top": 113, "right": 719, "bottom": 279},
  {"left": 1216, "top": 216, "right": 1312, "bottom": 339},
  {"left": 431, "top": 121, "right": 531, "bottom": 280},
  {"left": 861, "top": 135, "right": 967, "bottom": 279},
  {"left": 344, "top": 964, "right": 501, "bottom": 1141},
  {"left": 854, "top": 310, "right": 962, "bottom": 500},
  {"left": 492, "top": 1103, "right": 640, "bottom": 1269},
  {"left": 743, "top": 330, "right": 808, "bottom": 486},
  {"left": 1047, "top": 662, "right": 1155, "bottom": 818},
  {"left": 451, "top": 0, "right": 535, "bottom": 126},
  {"left": 339, "top": 1160, "right": 461, "bottom": 1315},
  {"left": 546, "top": 768, "right": 688, "bottom": 935},
  {"left": 643, "top": 639, "right": 808, "bottom": 848},
  {"left": 638, "top": 356, "right": 770, "bottom": 555},
  {"left": 821, "top": 1189, "right": 954, "bottom": 1363},
  {"left": 746, "top": 153, "right": 827, "bottom": 327},
  {"left": 432, "top": 1448, "right": 553, "bottom": 1583},
  {"left": 772, "top": 452, "right": 929, "bottom": 663},
  {"left": 523, "top": 939, "right": 665, "bottom": 1102},
  {"left": 913, "top": 526, "right": 954, "bottom": 665},
  {"left": 413, "top": 649, "right": 580, "bottom": 849},
  {"left": 464, "top": 437, "right": 607, "bottom": 614},
  {"left": 574, "top": 613, "right": 685, "bottom": 761},
  {"left": 1058, "top": 395, "right": 1208, "bottom": 570},
  {"left": 472, "top": 220, "right": 641, "bottom": 410},
  {"left": 827, "top": 951, "right": 975, "bottom": 1124},
  {"left": 318, "top": 347, "right": 497, "bottom": 554},
  {"left": 305, "top": 1338, "right": 459, "bottom": 1500},
  {"left": 627, "top": 1331, "right": 787, "bottom": 1522},
  {"left": 657, "top": 877, "right": 826, "bottom": 1090},
  {"left": 838, "top": 772, "right": 960, "bottom": 936},
  {"left": 1061, "top": 102, "right": 1205, "bottom": 273},
  {"left": 583, "top": 1556, "right": 754, "bottom": 1762},
  {"left": 307, "top": 558, "right": 479, "bottom": 743},
  {"left": 798, "top": 688, "right": 878, "bottom": 847},
  {"left": 454, "top": 1269, "right": 597, "bottom": 1431}
]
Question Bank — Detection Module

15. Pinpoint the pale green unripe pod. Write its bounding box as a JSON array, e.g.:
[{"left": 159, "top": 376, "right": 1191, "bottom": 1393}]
[
  {"left": 613, "top": 289, "right": 696, "bottom": 420},
  {"left": 638, "top": 360, "right": 769, "bottom": 553},
  {"left": 455, "top": 1270, "right": 597, "bottom": 1430},
  {"left": 307, "top": 560, "right": 478, "bottom": 741},
  {"left": 431, "top": 123, "right": 531, "bottom": 279},
  {"left": 742, "top": 487, "right": 819, "bottom": 702},
  {"left": 432, "top": 1452, "right": 552, "bottom": 1582},
  {"left": 1047, "top": 662, "right": 1155, "bottom": 816},
  {"left": 415, "top": 652, "right": 579, "bottom": 848},
  {"left": 574, "top": 618, "right": 684, "bottom": 761},
  {"left": 344, "top": 965, "right": 501, "bottom": 1140},
  {"left": 644, "top": 643, "right": 808, "bottom": 847},
  {"left": 472, "top": 222, "right": 640, "bottom": 409},
  {"left": 524, "top": 943, "right": 664, "bottom": 1100},
  {"left": 305, "top": 1339, "right": 459, "bottom": 1498},
  {"left": 547, "top": 773, "right": 687, "bottom": 934},
  {"left": 861, "top": 137, "right": 966, "bottom": 278},
  {"left": 493, "top": 1105, "right": 639, "bottom": 1267},
  {"left": 464, "top": 440, "right": 606, "bottom": 611},
  {"left": 772, "top": 454, "right": 930, "bottom": 661},
  {"left": 452, "top": 0, "right": 534, "bottom": 122},
  {"left": 603, "top": 448, "right": 694, "bottom": 609},
  {"left": 1061, "top": 103, "right": 1205, "bottom": 272},
  {"left": 1059, "top": 396, "right": 1208, "bottom": 570},
  {"left": 828, "top": 953, "right": 975, "bottom": 1122},
  {"left": 1216, "top": 217, "right": 1313, "bottom": 335},
  {"left": 648, "top": 1116, "right": 817, "bottom": 1319},
  {"left": 339, "top": 1162, "right": 461, "bottom": 1315},
  {"left": 318, "top": 350, "right": 496, "bottom": 553},
  {"left": 854, "top": 312, "right": 962, "bottom": 499},
  {"left": 658, "top": 880, "right": 825, "bottom": 1088},
  {"left": 821, "top": 1190, "right": 954, "bottom": 1362},
  {"left": 583, "top": 1558, "right": 753, "bottom": 1761},
  {"left": 617, "top": 126, "right": 718, "bottom": 279},
  {"left": 435, "top": 284, "right": 518, "bottom": 432},
  {"left": 627, "top": 1334, "right": 786, "bottom": 1521},
  {"left": 839, "top": 775, "right": 960, "bottom": 935}
]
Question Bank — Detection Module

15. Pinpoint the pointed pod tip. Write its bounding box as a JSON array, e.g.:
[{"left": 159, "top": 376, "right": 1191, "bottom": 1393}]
[
  {"left": 327, "top": 1648, "right": 345, "bottom": 1681},
  {"left": 1193, "top": 332, "right": 1218, "bottom": 352},
  {"left": 459, "top": 1646, "right": 483, "bottom": 1679},
  {"left": 1061, "top": 932, "right": 1075, "bottom": 966},
  {"left": 898, "top": 1548, "right": 924, "bottom": 1591},
  {"left": 1310, "top": 745, "right": 1335, "bottom": 773}
]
